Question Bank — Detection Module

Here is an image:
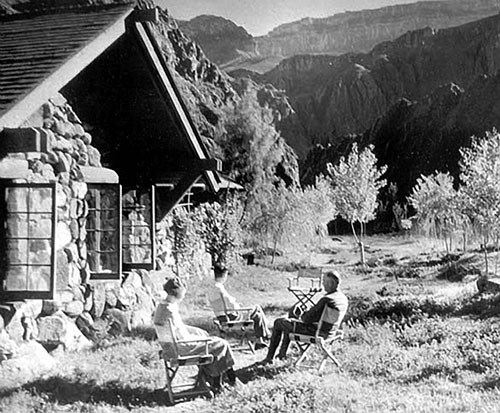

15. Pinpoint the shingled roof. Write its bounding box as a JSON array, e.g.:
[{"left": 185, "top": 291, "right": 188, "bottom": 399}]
[{"left": 0, "top": 3, "right": 135, "bottom": 126}]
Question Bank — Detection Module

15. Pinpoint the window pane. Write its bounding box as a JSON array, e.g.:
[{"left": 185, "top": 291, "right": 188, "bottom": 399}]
[
  {"left": 86, "top": 189, "right": 98, "bottom": 209},
  {"left": 86, "top": 230, "right": 97, "bottom": 249},
  {"left": 28, "top": 240, "right": 51, "bottom": 265},
  {"left": 101, "top": 190, "right": 118, "bottom": 209},
  {"left": 7, "top": 239, "right": 28, "bottom": 264},
  {"left": 27, "top": 266, "right": 51, "bottom": 291},
  {"left": 123, "top": 245, "right": 152, "bottom": 263},
  {"left": 1, "top": 183, "right": 55, "bottom": 298},
  {"left": 100, "top": 252, "right": 118, "bottom": 273},
  {"left": 6, "top": 187, "right": 28, "bottom": 211},
  {"left": 4, "top": 266, "right": 28, "bottom": 290},
  {"left": 101, "top": 230, "right": 117, "bottom": 250},
  {"left": 29, "top": 187, "right": 52, "bottom": 212},
  {"left": 6, "top": 213, "right": 28, "bottom": 237},
  {"left": 101, "top": 210, "right": 117, "bottom": 229},
  {"left": 122, "top": 189, "right": 153, "bottom": 266},
  {"left": 29, "top": 214, "right": 52, "bottom": 238},
  {"left": 85, "top": 185, "right": 120, "bottom": 277}
]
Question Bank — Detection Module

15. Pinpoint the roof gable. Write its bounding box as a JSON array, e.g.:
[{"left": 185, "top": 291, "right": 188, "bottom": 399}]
[{"left": 0, "top": 4, "right": 221, "bottom": 193}]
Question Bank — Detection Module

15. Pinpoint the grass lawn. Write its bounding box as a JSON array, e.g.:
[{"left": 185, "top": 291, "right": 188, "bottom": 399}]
[{"left": 2, "top": 235, "right": 500, "bottom": 412}]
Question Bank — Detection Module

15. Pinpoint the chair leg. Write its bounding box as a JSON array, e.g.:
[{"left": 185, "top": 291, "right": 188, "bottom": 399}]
[
  {"left": 248, "top": 339, "right": 255, "bottom": 354},
  {"left": 164, "top": 363, "right": 178, "bottom": 405},
  {"left": 295, "top": 343, "right": 313, "bottom": 366},
  {"left": 319, "top": 341, "right": 341, "bottom": 370}
]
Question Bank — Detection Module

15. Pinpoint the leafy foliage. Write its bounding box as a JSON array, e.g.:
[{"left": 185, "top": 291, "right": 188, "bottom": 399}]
[
  {"left": 459, "top": 129, "right": 500, "bottom": 272},
  {"left": 323, "top": 144, "right": 386, "bottom": 264},
  {"left": 192, "top": 196, "right": 244, "bottom": 269},
  {"left": 326, "top": 143, "right": 386, "bottom": 225},
  {"left": 167, "top": 208, "right": 206, "bottom": 278},
  {"left": 217, "top": 89, "right": 286, "bottom": 193},
  {"left": 408, "top": 172, "right": 468, "bottom": 253},
  {"left": 460, "top": 129, "right": 500, "bottom": 241},
  {"left": 216, "top": 88, "right": 331, "bottom": 257}
]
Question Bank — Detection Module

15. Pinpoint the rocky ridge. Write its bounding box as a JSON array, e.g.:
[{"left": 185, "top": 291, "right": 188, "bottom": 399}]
[
  {"left": 178, "top": 15, "right": 256, "bottom": 66},
  {"left": 301, "top": 73, "right": 500, "bottom": 201},
  {"left": 180, "top": 0, "right": 499, "bottom": 74},
  {"left": 257, "top": 13, "right": 500, "bottom": 159}
]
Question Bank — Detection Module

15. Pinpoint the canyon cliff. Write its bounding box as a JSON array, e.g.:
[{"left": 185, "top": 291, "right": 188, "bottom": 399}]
[
  {"left": 258, "top": 13, "right": 500, "bottom": 158},
  {"left": 180, "top": 0, "right": 499, "bottom": 74}
]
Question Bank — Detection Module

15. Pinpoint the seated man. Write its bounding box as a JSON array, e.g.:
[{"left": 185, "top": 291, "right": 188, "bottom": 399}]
[
  {"left": 154, "top": 277, "right": 238, "bottom": 389},
  {"left": 208, "top": 265, "right": 270, "bottom": 349},
  {"left": 262, "top": 270, "right": 348, "bottom": 363}
]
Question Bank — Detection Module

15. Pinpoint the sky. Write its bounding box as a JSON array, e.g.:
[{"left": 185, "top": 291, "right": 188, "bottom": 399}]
[{"left": 159, "top": 0, "right": 445, "bottom": 36}]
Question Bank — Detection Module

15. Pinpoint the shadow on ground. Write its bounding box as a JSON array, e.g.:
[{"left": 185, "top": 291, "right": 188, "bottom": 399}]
[
  {"left": 0, "top": 357, "right": 290, "bottom": 408},
  {"left": 0, "top": 376, "right": 166, "bottom": 408},
  {"left": 236, "top": 360, "right": 292, "bottom": 385}
]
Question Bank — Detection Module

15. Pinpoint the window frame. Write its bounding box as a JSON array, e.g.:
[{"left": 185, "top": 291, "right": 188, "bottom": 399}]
[
  {"left": 85, "top": 183, "right": 122, "bottom": 281},
  {"left": 122, "top": 185, "right": 156, "bottom": 271},
  {"left": 0, "top": 181, "right": 57, "bottom": 301}
]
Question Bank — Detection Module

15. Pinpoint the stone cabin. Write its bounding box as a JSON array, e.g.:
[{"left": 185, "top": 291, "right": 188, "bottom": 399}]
[{"left": 0, "top": 2, "right": 232, "bottom": 358}]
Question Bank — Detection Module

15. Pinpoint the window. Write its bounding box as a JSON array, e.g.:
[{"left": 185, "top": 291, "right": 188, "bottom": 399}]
[
  {"left": 0, "top": 182, "right": 56, "bottom": 300},
  {"left": 85, "top": 184, "right": 121, "bottom": 280},
  {"left": 122, "top": 186, "right": 155, "bottom": 270}
]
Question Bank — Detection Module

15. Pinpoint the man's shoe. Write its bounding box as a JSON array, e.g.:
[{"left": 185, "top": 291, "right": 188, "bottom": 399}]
[{"left": 258, "top": 357, "right": 274, "bottom": 365}]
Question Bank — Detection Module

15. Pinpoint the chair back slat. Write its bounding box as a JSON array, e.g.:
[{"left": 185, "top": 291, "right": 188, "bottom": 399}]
[
  {"left": 290, "top": 268, "right": 323, "bottom": 291},
  {"left": 209, "top": 290, "right": 228, "bottom": 315},
  {"left": 154, "top": 303, "right": 179, "bottom": 357},
  {"left": 316, "top": 305, "right": 342, "bottom": 338}
]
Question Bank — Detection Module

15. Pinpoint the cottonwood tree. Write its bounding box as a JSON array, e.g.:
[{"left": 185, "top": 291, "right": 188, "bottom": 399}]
[
  {"left": 217, "top": 89, "right": 285, "bottom": 193},
  {"left": 325, "top": 144, "right": 386, "bottom": 265},
  {"left": 192, "top": 196, "right": 243, "bottom": 269},
  {"left": 217, "top": 89, "right": 300, "bottom": 254},
  {"left": 408, "top": 172, "right": 467, "bottom": 254},
  {"left": 460, "top": 129, "right": 500, "bottom": 275},
  {"left": 246, "top": 180, "right": 336, "bottom": 262}
]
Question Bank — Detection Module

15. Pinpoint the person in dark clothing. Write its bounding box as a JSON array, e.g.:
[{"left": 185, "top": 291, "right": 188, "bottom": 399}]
[{"left": 262, "top": 270, "right": 348, "bottom": 363}]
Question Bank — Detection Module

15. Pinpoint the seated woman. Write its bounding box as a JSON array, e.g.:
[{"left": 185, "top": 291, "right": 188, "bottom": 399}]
[{"left": 154, "top": 277, "right": 237, "bottom": 389}]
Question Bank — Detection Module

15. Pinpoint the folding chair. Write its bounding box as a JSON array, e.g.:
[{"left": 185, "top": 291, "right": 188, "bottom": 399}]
[
  {"left": 211, "top": 292, "right": 256, "bottom": 354},
  {"left": 288, "top": 268, "right": 324, "bottom": 312},
  {"left": 289, "top": 305, "right": 344, "bottom": 373},
  {"left": 155, "top": 318, "right": 214, "bottom": 405}
]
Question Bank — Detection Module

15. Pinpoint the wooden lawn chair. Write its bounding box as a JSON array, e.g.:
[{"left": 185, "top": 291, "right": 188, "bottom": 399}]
[
  {"left": 155, "top": 318, "right": 214, "bottom": 405},
  {"left": 211, "top": 292, "right": 256, "bottom": 354},
  {"left": 289, "top": 304, "right": 344, "bottom": 372}
]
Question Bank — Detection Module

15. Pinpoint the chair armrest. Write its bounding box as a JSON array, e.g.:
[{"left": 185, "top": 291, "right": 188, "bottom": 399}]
[
  {"left": 176, "top": 337, "right": 212, "bottom": 345},
  {"left": 289, "top": 318, "right": 317, "bottom": 333},
  {"left": 228, "top": 307, "right": 254, "bottom": 313}
]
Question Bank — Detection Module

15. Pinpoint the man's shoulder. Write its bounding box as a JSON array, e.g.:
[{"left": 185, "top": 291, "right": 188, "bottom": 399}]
[{"left": 325, "top": 290, "right": 348, "bottom": 305}]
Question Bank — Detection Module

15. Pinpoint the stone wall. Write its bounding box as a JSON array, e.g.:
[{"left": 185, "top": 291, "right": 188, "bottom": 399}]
[{"left": 0, "top": 95, "right": 162, "bottom": 367}]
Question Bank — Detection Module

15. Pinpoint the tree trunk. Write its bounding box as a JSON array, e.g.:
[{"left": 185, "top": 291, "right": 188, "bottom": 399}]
[
  {"left": 351, "top": 221, "right": 366, "bottom": 267},
  {"left": 359, "top": 241, "right": 366, "bottom": 266},
  {"left": 271, "top": 238, "right": 278, "bottom": 265},
  {"left": 483, "top": 242, "right": 489, "bottom": 277}
]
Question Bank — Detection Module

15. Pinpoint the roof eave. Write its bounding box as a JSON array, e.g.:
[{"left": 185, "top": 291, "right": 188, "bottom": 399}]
[{"left": 131, "top": 18, "right": 220, "bottom": 193}]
